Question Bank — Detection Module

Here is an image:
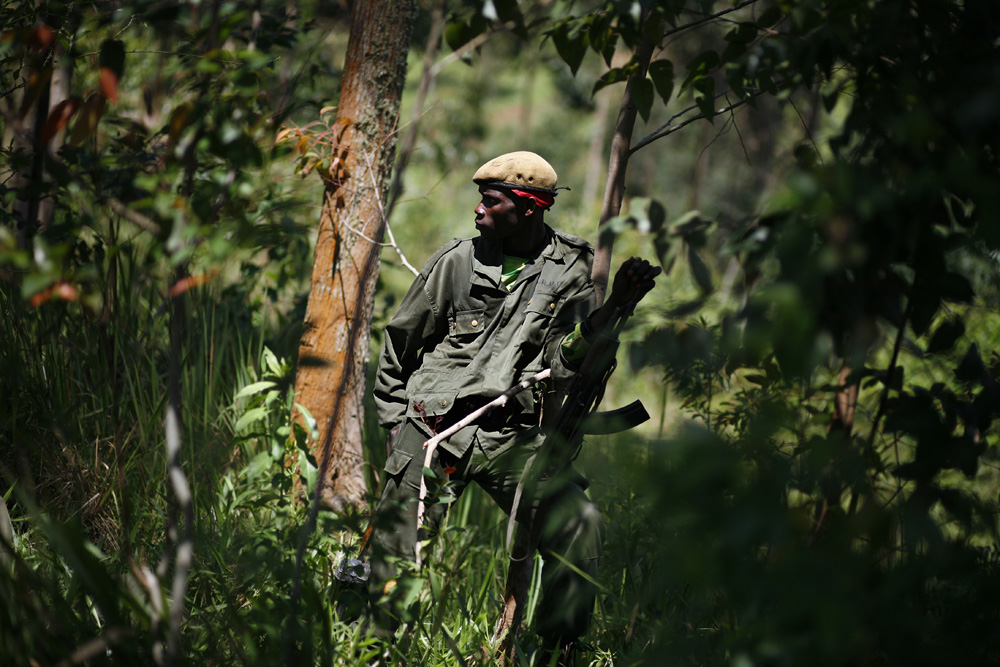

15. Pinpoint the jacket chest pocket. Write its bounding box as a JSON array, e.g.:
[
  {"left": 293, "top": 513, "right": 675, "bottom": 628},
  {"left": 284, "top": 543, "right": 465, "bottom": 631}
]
[
  {"left": 522, "top": 291, "right": 563, "bottom": 345},
  {"left": 448, "top": 308, "right": 486, "bottom": 339}
]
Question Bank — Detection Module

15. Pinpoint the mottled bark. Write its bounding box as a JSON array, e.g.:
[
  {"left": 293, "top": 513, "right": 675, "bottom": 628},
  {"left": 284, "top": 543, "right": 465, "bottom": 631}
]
[{"left": 295, "top": 0, "right": 416, "bottom": 510}]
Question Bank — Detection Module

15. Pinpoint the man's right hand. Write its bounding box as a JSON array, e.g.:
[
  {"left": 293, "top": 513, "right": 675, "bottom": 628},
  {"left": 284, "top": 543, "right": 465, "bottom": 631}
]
[
  {"left": 586, "top": 257, "right": 661, "bottom": 335},
  {"left": 608, "top": 256, "right": 661, "bottom": 309}
]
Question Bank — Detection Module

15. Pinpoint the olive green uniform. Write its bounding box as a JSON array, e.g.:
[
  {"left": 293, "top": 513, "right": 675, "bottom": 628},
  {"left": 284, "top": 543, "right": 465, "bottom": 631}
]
[{"left": 370, "top": 225, "right": 602, "bottom": 642}]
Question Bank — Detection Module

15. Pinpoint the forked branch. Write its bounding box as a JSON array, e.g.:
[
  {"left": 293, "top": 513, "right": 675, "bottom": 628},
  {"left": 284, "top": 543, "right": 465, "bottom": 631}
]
[{"left": 414, "top": 368, "right": 552, "bottom": 565}]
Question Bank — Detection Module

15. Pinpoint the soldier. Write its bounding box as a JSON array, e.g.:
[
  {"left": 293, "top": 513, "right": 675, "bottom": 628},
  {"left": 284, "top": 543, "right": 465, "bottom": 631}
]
[{"left": 368, "top": 151, "right": 659, "bottom": 656}]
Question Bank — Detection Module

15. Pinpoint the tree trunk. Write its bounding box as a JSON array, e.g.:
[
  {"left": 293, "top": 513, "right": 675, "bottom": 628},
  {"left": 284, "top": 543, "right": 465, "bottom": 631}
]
[
  {"left": 592, "top": 36, "right": 654, "bottom": 304},
  {"left": 294, "top": 0, "right": 416, "bottom": 511},
  {"left": 495, "top": 34, "right": 655, "bottom": 664}
]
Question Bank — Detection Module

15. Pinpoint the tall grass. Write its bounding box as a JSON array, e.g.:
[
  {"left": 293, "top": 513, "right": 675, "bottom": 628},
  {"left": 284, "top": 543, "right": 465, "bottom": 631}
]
[
  {"left": 3, "top": 208, "right": 1000, "bottom": 667},
  {"left": 0, "top": 211, "right": 595, "bottom": 664}
]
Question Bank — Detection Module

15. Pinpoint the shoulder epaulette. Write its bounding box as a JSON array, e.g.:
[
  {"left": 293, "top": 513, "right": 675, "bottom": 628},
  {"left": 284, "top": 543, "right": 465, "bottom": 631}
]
[
  {"left": 420, "top": 237, "right": 471, "bottom": 277},
  {"left": 553, "top": 230, "right": 595, "bottom": 254}
]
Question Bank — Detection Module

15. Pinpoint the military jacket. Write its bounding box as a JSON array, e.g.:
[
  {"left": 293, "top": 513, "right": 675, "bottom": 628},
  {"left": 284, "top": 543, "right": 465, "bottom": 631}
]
[{"left": 374, "top": 225, "right": 596, "bottom": 458}]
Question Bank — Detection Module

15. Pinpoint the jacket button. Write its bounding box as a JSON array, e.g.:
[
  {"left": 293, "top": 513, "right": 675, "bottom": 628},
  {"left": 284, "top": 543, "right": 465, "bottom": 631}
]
[
  {"left": 549, "top": 303, "right": 555, "bottom": 310},
  {"left": 440, "top": 400, "right": 447, "bottom": 407},
  {"left": 471, "top": 319, "right": 478, "bottom": 327}
]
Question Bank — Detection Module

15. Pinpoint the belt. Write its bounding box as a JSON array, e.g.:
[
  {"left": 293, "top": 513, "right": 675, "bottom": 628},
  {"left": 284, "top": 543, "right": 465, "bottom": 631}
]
[{"left": 449, "top": 397, "right": 533, "bottom": 432}]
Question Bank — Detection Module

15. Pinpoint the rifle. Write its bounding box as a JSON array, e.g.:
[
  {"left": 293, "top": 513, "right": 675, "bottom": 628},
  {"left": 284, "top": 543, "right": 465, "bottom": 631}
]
[
  {"left": 505, "top": 292, "right": 649, "bottom": 558},
  {"left": 548, "top": 293, "right": 648, "bottom": 459}
]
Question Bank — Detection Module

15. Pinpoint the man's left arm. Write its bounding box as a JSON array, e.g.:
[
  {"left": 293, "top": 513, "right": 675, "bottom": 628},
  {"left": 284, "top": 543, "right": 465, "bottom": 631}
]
[{"left": 546, "top": 256, "right": 661, "bottom": 381}]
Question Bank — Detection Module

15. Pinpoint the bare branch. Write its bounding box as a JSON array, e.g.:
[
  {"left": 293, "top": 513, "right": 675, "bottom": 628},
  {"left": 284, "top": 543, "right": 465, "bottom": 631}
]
[
  {"left": 415, "top": 368, "right": 552, "bottom": 566},
  {"left": 429, "top": 27, "right": 502, "bottom": 77},
  {"left": 662, "top": 0, "right": 762, "bottom": 42},
  {"left": 108, "top": 198, "right": 162, "bottom": 235},
  {"left": 361, "top": 151, "right": 420, "bottom": 277},
  {"left": 630, "top": 90, "right": 764, "bottom": 154},
  {"left": 727, "top": 94, "right": 753, "bottom": 165},
  {"left": 788, "top": 94, "right": 824, "bottom": 164}
]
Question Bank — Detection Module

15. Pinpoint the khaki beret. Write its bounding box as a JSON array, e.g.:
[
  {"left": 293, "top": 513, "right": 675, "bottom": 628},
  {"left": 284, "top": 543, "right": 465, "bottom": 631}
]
[{"left": 472, "top": 151, "right": 558, "bottom": 193}]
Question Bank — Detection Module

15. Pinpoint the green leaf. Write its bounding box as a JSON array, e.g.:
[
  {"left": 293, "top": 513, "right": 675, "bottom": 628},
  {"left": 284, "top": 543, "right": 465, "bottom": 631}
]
[
  {"left": 909, "top": 292, "right": 941, "bottom": 337},
  {"left": 939, "top": 271, "right": 974, "bottom": 304},
  {"left": 444, "top": 19, "right": 481, "bottom": 53},
  {"left": 493, "top": 0, "right": 526, "bottom": 36},
  {"left": 671, "top": 210, "right": 710, "bottom": 243},
  {"left": 587, "top": 12, "right": 617, "bottom": 65},
  {"left": 648, "top": 60, "right": 674, "bottom": 104},
  {"left": 628, "top": 197, "right": 667, "bottom": 233},
  {"left": 653, "top": 231, "right": 675, "bottom": 274},
  {"left": 955, "top": 344, "right": 986, "bottom": 384},
  {"left": 756, "top": 6, "right": 783, "bottom": 29},
  {"left": 633, "top": 77, "right": 654, "bottom": 122},
  {"left": 551, "top": 23, "right": 587, "bottom": 76},
  {"left": 682, "top": 50, "right": 720, "bottom": 91},
  {"left": 236, "top": 380, "right": 277, "bottom": 399},
  {"left": 235, "top": 406, "right": 269, "bottom": 431},
  {"left": 295, "top": 402, "right": 319, "bottom": 440},
  {"left": 757, "top": 69, "right": 778, "bottom": 95},
  {"left": 263, "top": 347, "right": 282, "bottom": 375},
  {"left": 21, "top": 271, "right": 55, "bottom": 299},
  {"left": 926, "top": 318, "right": 965, "bottom": 354},
  {"left": 687, "top": 244, "right": 713, "bottom": 295},
  {"left": 722, "top": 39, "right": 747, "bottom": 63},
  {"left": 243, "top": 451, "right": 273, "bottom": 481},
  {"left": 593, "top": 66, "right": 630, "bottom": 95},
  {"left": 725, "top": 23, "right": 758, "bottom": 46},
  {"left": 694, "top": 77, "right": 717, "bottom": 120},
  {"left": 726, "top": 66, "right": 750, "bottom": 100},
  {"left": 298, "top": 448, "right": 318, "bottom": 495},
  {"left": 598, "top": 214, "right": 635, "bottom": 248}
]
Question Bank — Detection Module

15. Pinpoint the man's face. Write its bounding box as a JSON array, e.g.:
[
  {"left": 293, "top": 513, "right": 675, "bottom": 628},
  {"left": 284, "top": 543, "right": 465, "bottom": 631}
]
[{"left": 474, "top": 186, "right": 525, "bottom": 241}]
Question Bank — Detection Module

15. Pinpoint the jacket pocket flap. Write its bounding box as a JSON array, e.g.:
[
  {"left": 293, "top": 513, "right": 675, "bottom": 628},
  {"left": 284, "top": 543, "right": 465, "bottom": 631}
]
[
  {"left": 406, "top": 391, "right": 458, "bottom": 418},
  {"left": 450, "top": 308, "right": 486, "bottom": 336},
  {"left": 384, "top": 447, "right": 413, "bottom": 475},
  {"left": 525, "top": 291, "right": 562, "bottom": 316}
]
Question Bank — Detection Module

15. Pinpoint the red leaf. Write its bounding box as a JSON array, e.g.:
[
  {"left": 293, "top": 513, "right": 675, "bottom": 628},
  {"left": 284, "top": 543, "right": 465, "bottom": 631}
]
[
  {"left": 30, "top": 24, "right": 55, "bottom": 53},
  {"left": 29, "top": 285, "right": 54, "bottom": 307},
  {"left": 98, "top": 40, "right": 126, "bottom": 105},
  {"left": 29, "top": 281, "right": 78, "bottom": 307},
  {"left": 168, "top": 269, "right": 219, "bottom": 297},
  {"left": 41, "top": 97, "right": 81, "bottom": 144},
  {"left": 68, "top": 93, "right": 106, "bottom": 146},
  {"left": 99, "top": 67, "right": 119, "bottom": 104}
]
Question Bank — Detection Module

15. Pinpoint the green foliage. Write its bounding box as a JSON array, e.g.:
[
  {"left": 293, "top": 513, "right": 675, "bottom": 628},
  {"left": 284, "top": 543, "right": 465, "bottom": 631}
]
[{"left": 3, "top": 0, "right": 1000, "bottom": 665}]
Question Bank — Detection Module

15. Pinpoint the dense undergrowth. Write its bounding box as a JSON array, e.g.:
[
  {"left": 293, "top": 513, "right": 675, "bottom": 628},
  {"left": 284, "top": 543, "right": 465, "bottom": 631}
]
[
  {"left": 4, "top": 255, "right": 1000, "bottom": 667},
  {"left": 4, "top": 0, "right": 1000, "bottom": 665}
]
